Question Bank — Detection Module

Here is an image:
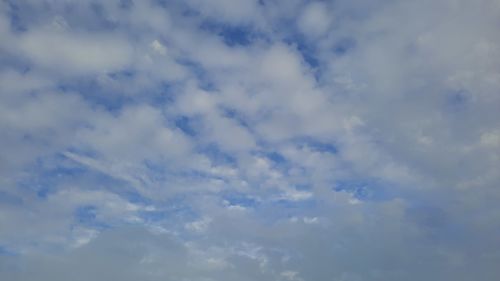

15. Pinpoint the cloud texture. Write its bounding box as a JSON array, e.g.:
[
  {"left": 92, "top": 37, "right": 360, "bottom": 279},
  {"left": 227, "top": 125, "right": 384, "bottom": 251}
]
[{"left": 1, "top": 0, "right": 500, "bottom": 280}]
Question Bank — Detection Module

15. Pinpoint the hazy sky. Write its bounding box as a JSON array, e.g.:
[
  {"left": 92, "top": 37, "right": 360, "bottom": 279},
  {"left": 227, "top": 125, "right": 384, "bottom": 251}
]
[{"left": 1, "top": 0, "right": 500, "bottom": 280}]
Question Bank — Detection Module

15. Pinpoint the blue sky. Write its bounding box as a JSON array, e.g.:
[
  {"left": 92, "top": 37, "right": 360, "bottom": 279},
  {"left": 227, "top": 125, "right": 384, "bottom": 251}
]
[{"left": 1, "top": 0, "right": 500, "bottom": 280}]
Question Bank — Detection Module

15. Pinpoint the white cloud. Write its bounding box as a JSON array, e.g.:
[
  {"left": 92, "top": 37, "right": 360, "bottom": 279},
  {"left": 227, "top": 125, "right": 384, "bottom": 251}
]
[
  {"left": 19, "top": 30, "right": 133, "bottom": 75},
  {"left": 150, "top": 40, "right": 167, "bottom": 56},
  {"left": 298, "top": 2, "right": 332, "bottom": 38},
  {"left": 186, "top": 217, "right": 213, "bottom": 233}
]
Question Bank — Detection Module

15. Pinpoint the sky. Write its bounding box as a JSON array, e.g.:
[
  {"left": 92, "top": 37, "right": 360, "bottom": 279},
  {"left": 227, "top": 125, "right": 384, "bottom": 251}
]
[{"left": 1, "top": 0, "right": 500, "bottom": 280}]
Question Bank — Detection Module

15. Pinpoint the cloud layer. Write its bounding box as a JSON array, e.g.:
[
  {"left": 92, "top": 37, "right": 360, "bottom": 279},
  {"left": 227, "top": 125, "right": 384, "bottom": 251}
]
[{"left": 1, "top": 0, "right": 500, "bottom": 280}]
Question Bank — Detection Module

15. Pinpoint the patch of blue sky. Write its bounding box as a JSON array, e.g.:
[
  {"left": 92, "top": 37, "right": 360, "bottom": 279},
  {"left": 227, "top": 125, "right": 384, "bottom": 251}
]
[
  {"left": 264, "top": 151, "right": 286, "bottom": 165},
  {"left": 293, "top": 183, "right": 313, "bottom": 192},
  {"left": 152, "top": 82, "right": 178, "bottom": 107},
  {"left": 73, "top": 206, "right": 111, "bottom": 230},
  {"left": 248, "top": 150, "right": 290, "bottom": 176},
  {"left": 283, "top": 33, "right": 320, "bottom": 69},
  {"left": 175, "top": 59, "right": 217, "bottom": 91},
  {"left": 256, "top": 197, "right": 318, "bottom": 223},
  {"left": 333, "top": 37, "right": 357, "bottom": 56},
  {"left": 57, "top": 78, "right": 130, "bottom": 113},
  {"left": 87, "top": 2, "right": 120, "bottom": 31},
  {"left": 292, "top": 137, "right": 338, "bottom": 154},
  {"left": 174, "top": 115, "right": 199, "bottom": 137},
  {"left": 4, "top": 1, "right": 28, "bottom": 33},
  {"left": 49, "top": 154, "right": 90, "bottom": 176},
  {"left": 333, "top": 179, "right": 393, "bottom": 201},
  {"left": 221, "top": 192, "right": 259, "bottom": 208},
  {"left": 5, "top": 0, "right": 118, "bottom": 34},
  {"left": 0, "top": 52, "right": 31, "bottom": 74},
  {"left": 121, "top": 190, "right": 152, "bottom": 206},
  {"left": 296, "top": 43, "right": 320, "bottom": 70},
  {"left": 178, "top": 4, "right": 200, "bottom": 18},
  {"left": 17, "top": 160, "right": 84, "bottom": 199},
  {"left": 35, "top": 187, "right": 53, "bottom": 199},
  {"left": 200, "top": 21, "right": 264, "bottom": 47},
  {"left": 17, "top": 153, "right": 132, "bottom": 199},
  {"left": 219, "top": 106, "right": 251, "bottom": 129},
  {"left": 57, "top": 76, "right": 174, "bottom": 114},
  {"left": 0, "top": 245, "right": 17, "bottom": 256},
  {"left": 75, "top": 205, "right": 97, "bottom": 224},
  {"left": 107, "top": 69, "right": 136, "bottom": 80},
  {"left": 445, "top": 90, "right": 469, "bottom": 110},
  {"left": 143, "top": 159, "right": 168, "bottom": 177},
  {"left": 58, "top": 70, "right": 177, "bottom": 113},
  {"left": 197, "top": 144, "right": 238, "bottom": 166}
]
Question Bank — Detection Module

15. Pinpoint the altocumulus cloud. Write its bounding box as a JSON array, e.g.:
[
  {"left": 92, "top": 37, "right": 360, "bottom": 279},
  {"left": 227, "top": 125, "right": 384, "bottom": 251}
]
[{"left": 1, "top": 0, "right": 500, "bottom": 280}]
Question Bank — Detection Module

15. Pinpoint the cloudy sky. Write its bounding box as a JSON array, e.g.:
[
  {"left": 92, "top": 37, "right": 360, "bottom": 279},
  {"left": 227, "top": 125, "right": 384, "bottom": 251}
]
[{"left": 1, "top": 0, "right": 500, "bottom": 280}]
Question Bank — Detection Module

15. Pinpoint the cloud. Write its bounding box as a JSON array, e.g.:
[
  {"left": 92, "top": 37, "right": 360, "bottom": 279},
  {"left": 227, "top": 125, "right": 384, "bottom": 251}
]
[
  {"left": 298, "top": 2, "right": 332, "bottom": 39},
  {"left": 1, "top": 0, "right": 500, "bottom": 280},
  {"left": 18, "top": 30, "right": 133, "bottom": 75}
]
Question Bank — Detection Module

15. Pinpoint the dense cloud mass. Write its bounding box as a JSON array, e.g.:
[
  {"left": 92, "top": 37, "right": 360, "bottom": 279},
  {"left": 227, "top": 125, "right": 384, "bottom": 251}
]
[{"left": 1, "top": 0, "right": 500, "bottom": 280}]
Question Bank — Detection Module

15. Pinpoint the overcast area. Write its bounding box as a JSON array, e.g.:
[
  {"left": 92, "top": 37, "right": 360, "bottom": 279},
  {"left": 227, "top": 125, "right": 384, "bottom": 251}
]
[{"left": 1, "top": 0, "right": 500, "bottom": 280}]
